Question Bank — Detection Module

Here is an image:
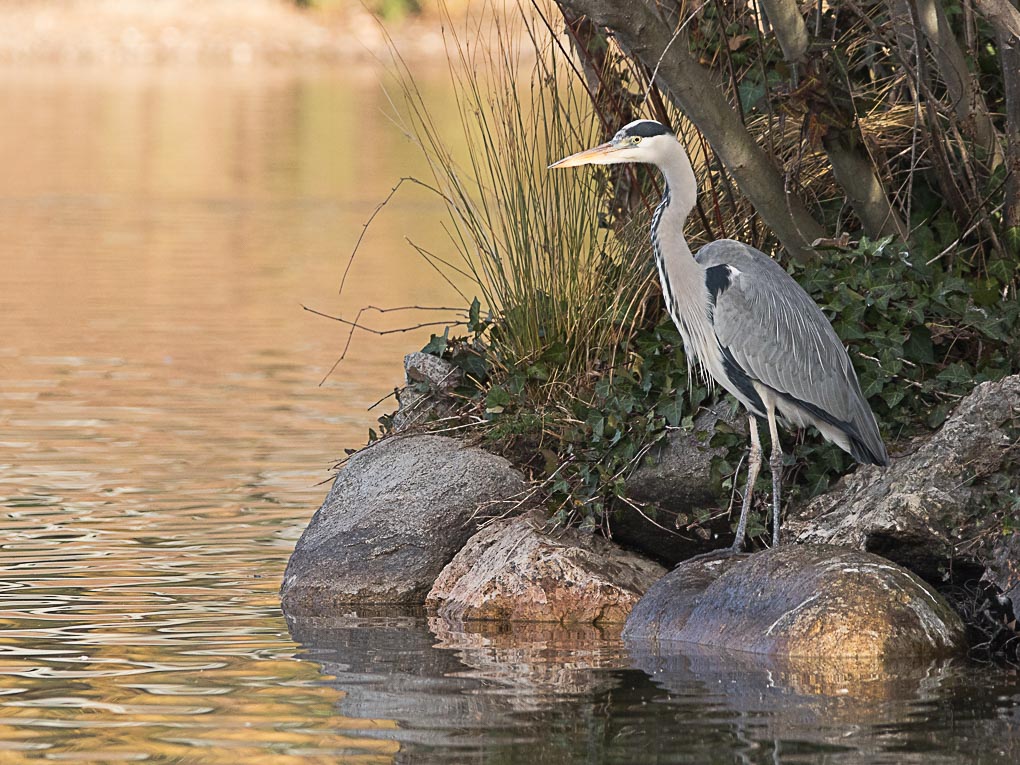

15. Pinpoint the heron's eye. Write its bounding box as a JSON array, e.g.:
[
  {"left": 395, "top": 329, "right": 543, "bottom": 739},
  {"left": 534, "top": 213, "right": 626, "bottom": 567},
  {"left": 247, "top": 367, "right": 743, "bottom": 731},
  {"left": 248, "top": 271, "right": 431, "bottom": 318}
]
[{"left": 632, "top": 136, "right": 643, "bottom": 145}]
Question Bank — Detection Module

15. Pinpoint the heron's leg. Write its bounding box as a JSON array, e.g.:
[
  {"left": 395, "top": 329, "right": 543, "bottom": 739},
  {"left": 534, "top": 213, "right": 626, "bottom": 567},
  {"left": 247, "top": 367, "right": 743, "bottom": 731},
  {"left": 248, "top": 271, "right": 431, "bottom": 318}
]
[
  {"left": 765, "top": 403, "right": 783, "bottom": 547},
  {"left": 730, "top": 415, "right": 762, "bottom": 553}
]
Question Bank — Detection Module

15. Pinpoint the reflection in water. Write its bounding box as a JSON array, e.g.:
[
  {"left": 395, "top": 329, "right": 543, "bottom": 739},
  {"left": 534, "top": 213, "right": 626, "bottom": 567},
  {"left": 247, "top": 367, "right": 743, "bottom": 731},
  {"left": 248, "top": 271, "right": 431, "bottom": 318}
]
[
  {"left": 2, "top": 65, "right": 1020, "bottom": 764},
  {"left": 0, "top": 64, "right": 458, "bottom": 762},
  {"left": 289, "top": 617, "right": 1020, "bottom": 764}
]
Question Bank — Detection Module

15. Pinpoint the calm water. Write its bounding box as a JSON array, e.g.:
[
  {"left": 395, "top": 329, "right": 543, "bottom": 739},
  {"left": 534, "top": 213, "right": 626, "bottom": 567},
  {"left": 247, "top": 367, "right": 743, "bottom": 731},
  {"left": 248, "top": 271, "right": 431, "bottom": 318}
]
[{"left": 1, "top": 65, "right": 1019, "bottom": 764}]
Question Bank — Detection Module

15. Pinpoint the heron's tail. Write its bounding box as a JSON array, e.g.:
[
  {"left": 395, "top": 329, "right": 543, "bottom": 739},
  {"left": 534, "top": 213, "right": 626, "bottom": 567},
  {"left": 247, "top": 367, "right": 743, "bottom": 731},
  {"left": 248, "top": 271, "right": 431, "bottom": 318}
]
[
  {"left": 848, "top": 428, "right": 889, "bottom": 466},
  {"left": 846, "top": 401, "right": 889, "bottom": 466}
]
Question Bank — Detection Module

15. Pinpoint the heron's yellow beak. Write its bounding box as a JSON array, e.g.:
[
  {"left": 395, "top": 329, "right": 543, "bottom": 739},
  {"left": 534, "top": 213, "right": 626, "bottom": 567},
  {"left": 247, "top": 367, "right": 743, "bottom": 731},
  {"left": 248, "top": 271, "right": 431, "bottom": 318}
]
[{"left": 547, "top": 141, "right": 618, "bottom": 169}]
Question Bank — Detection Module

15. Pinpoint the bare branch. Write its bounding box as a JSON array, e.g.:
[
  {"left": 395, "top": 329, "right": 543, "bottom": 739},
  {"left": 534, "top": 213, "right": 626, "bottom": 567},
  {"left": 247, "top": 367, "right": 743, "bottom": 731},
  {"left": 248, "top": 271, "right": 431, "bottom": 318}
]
[
  {"left": 972, "top": 0, "right": 1020, "bottom": 43},
  {"left": 759, "top": 0, "right": 808, "bottom": 63},
  {"left": 303, "top": 303, "right": 465, "bottom": 385},
  {"left": 888, "top": 0, "right": 1004, "bottom": 168}
]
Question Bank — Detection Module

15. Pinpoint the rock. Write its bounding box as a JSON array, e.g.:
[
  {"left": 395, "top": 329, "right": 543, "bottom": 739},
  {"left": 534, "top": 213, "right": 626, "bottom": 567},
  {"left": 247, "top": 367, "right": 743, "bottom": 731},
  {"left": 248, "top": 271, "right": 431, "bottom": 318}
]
[
  {"left": 983, "top": 531, "right": 1020, "bottom": 622},
  {"left": 392, "top": 352, "right": 464, "bottom": 431},
  {"left": 404, "top": 351, "right": 463, "bottom": 393},
  {"left": 426, "top": 511, "right": 667, "bottom": 624},
  {"left": 615, "top": 402, "right": 744, "bottom": 563},
  {"left": 787, "top": 374, "right": 1020, "bottom": 578},
  {"left": 280, "top": 434, "right": 525, "bottom": 614},
  {"left": 623, "top": 544, "right": 966, "bottom": 659}
]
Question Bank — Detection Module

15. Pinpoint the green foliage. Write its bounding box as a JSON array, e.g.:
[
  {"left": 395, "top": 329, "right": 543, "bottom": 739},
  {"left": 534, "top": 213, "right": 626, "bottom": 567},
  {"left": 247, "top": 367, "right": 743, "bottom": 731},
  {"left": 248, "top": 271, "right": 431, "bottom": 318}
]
[
  {"left": 404, "top": 231, "right": 1019, "bottom": 533},
  {"left": 788, "top": 236, "right": 1019, "bottom": 495},
  {"left": 415, "top": 309, "right": 715, "bottom": 530}
]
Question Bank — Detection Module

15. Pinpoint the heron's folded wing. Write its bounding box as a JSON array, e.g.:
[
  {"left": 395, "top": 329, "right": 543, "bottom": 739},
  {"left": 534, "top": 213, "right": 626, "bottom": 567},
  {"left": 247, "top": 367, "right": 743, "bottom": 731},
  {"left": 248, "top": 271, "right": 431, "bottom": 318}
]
[{"left": 706, "top": 249, "right": 863, "bottom": 427}]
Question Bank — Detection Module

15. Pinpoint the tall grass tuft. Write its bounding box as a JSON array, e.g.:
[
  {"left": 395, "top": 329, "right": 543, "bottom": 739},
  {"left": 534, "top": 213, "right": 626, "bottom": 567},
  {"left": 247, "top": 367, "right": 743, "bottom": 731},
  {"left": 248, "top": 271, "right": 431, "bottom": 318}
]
[{"left": 388, "top": 5, "right": 653, "bottom": 401}]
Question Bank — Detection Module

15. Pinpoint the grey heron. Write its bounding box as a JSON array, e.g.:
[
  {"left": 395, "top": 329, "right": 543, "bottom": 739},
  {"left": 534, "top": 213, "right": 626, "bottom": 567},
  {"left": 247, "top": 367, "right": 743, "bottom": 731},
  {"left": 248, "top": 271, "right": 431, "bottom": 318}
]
[{"left": 550, "top": 119, "right": 889, "bottom": 552}]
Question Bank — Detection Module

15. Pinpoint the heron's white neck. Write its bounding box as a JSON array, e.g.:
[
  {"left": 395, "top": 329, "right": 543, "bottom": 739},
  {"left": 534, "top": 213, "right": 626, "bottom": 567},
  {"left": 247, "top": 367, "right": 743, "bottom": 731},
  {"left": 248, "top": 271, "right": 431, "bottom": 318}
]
[
  {"left": 650, "top": 141, "right": 717, "bottom": 385},
  {"left": 657, "top": 141, "right": 698, "bottom": 226}
]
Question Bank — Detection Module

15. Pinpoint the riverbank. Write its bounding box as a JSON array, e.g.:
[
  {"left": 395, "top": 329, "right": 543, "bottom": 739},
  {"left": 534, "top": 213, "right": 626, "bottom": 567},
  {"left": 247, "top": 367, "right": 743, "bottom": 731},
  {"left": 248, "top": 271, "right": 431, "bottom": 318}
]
[{"left": 0, "top": 0, "right": 466, "bottom": 66}]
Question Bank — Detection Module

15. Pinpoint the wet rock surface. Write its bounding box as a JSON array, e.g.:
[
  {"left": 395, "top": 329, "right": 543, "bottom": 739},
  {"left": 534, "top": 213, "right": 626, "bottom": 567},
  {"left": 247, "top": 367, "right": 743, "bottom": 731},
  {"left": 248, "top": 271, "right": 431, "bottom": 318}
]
[
  {"left": 624, "top": 544, "right": 966, "bottom": 659},
  {"left": 427, "top": 511, "right": 666, "bottom": 624},
  {"left": 787, "top": 374, "right": 1020, "bottom": 579},
  {"left": 280, "top": 434, "right": 525, "bottom": 615}
]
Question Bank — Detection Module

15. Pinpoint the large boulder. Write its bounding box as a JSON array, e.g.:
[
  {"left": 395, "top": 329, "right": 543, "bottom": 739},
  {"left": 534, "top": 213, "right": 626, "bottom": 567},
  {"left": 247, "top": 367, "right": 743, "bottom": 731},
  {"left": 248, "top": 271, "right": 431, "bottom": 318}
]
[
  {"left": 427, "top": 511, "right": 666, "bottom": 624},
  {"left": 615, "top": 402, "right": 743, "bottom": 563},
  {"left": 786, "top": 374, "right": 1020, "bottom": 579},
  {"left": 623, "top": 544, "right": 966, "bottom": 659},
  {"left": 281, "top": 434, "right": 525, "bottom": 615}
]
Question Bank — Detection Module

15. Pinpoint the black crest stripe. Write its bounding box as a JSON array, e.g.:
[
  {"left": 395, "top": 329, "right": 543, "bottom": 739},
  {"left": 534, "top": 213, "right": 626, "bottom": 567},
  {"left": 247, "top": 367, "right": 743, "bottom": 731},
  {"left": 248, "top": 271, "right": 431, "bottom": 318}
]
[{"left": 626, "top": 121, "right": 670, "bottom": 138}]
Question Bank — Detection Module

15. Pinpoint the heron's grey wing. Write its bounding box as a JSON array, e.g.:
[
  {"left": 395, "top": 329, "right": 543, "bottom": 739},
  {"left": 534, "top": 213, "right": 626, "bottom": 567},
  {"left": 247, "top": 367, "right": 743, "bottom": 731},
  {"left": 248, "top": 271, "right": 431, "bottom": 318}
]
[{"left": 697, "top": 240, "right": 885, "bottom": 461}]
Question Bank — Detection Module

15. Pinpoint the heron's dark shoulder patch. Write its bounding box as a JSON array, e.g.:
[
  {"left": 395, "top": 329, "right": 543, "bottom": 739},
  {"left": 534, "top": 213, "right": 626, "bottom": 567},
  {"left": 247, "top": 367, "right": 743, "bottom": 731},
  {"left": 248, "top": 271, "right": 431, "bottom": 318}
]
[
  {"left": 704, "top": 264, "right": 732, "bottom": 302},
  {"left": 625, "top": 120, "right": 670, "bottom": 138}
]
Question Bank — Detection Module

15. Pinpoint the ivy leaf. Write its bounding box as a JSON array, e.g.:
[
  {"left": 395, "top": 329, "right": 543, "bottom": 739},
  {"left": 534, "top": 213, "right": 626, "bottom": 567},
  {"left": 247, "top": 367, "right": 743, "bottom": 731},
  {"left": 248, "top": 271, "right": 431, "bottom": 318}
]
[
  {"left": 903, "top": 325, "right": 934, "bottom": 364},
  {"left": 455, "top": 350, "right": 488, "bottom": 381},
  {"left": 657, "top": 395, "right": 683, "bottom": 428},
  {"left": 485, "top": 385, "right": 511, "bottom": 414},
  {"left": 937, "top": 362, "right": 972, "bottom": 387},
  {"left": 422, "top": 327, "right": 450, "bottom": 356}
]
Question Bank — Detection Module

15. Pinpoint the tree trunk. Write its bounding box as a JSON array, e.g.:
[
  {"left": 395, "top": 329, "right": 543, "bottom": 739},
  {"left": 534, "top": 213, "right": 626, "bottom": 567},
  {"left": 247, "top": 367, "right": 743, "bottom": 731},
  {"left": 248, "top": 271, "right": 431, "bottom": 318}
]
[
  {"left": 759, "top": 0, "right": 808, "bottom": 63},
  {"left": 975, "top": 0, "right": 1020, "bottom": 252},
  {"left": 908, "top": 0, "right": 1004, "bottom": 168},
  {"left": 554, "top": 0, "right": 826, "bottom": 263},
  {"left": 765, "top": 0, "right": 908, "bottom": 240}
]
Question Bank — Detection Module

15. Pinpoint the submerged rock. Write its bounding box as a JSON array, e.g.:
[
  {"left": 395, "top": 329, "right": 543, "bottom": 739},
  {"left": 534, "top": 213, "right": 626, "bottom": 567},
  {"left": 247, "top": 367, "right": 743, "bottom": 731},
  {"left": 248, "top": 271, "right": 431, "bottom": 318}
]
[
  {"left": 623, "top": 544, "right": 966, "bottom": 659},
  {"left": 280, "top": 434, "right": 525, "bottom": 615},
  {"left": 427, "top": 511, "right": 666, "bottom": 624},
  {"left": 615, "top": 402, "right": 743, "bottom": 563},
  {"left": 787, "top": 374, "right": 1020, "bottom": 579}
]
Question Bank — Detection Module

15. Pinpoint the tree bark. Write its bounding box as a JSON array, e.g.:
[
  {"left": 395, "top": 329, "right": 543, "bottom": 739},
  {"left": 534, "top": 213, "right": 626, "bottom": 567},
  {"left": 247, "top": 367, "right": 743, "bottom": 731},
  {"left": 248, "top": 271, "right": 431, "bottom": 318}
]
[
  {"left": 972, "top": 0, "right": 1020, "bottom": 42},
  {"left": 823, "top": 130, "right": 910, "bottom": 242},
  {"left": 909, "top": 0, "right": 1004, "bottom": 168},
  {"left": 992, "top": 2, "right": 1020, "bottom": 251},
  {"left": 554, "top": 0, "right": 826, "bottom": 262},
  {"left": 759, "top": 0, "right": 808, "bottom": 62},
  {"left": 765, "top": 0, "right": 908, "bottom": 240},
  {"left": 1003, "top": 46, "right": 1020, "bottom": 251}
]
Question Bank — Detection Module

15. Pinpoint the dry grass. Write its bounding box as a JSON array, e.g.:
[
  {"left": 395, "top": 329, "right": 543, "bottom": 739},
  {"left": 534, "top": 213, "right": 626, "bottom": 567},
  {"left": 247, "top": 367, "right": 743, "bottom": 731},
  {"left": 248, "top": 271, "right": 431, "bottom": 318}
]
[{"left": 386, "top": 2, "right": 655, "bottom": 396}]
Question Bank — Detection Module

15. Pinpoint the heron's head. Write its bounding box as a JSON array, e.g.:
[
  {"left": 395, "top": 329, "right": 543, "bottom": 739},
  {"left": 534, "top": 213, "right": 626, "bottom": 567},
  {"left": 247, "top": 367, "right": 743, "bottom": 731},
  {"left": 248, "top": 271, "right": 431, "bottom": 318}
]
[{"left": 548, "top": 119, "right": 678, "bottom": 169}]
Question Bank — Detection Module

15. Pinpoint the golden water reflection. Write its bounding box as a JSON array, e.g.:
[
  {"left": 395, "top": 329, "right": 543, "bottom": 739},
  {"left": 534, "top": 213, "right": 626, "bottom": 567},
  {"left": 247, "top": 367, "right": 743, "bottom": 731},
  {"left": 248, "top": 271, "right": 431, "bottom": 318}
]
[{"left": 0, "top": 64, "right": 465, "bottom": 762}]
